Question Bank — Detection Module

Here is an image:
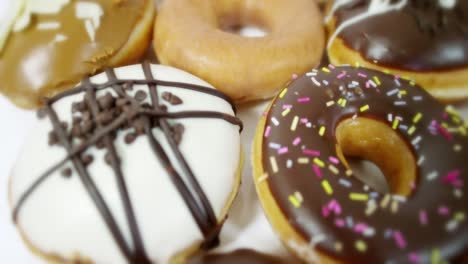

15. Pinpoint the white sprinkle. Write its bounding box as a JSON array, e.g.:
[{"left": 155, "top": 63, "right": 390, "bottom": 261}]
[
  {"left": 269, "top": 143, "right": 281, "bottom": 149},
  {"left": 306, "top": 72, "right": 317, "bottom": 76},
  {"left": 363, "top": 185, "right": 370, "bottom": 191},
  {"left": 417, "top": 156, "right": 425, "bottom": 166},
  {"left": 399, "top": 124, "right": 408, "bottom": 130},
  {"left": 392, "top": 195, "right": 407, "bottom": 203},
  {"left": 271, "top": 117, "right": 280, "bottom": 126},
  {"left": 37, "top": 21, "right": 61, "bottom": 30},
  {"left": 54, "top": 34, "right": 68, "bottom": 42},
  {"left": 454, "top": 189, "right": 463, "bottom": 199},
  {"left": 339, "top": 179, "right": 352, "bottom": 188},
  {"left": 413, "top": 96, "right": 423, "bottom": 101},
  {"left": 270, "top": 157, "right": 278, "bottom": 173},
  {"left": 323, "top": 80, "right": 329, "bottom": 86},
  {"left": 312, "top": 77, "right": 321, "bottom": 86},
  {"left": 427, "top": 171, "right": 439, "bottom": 181},
  {"left": 363, "top": 227, "right": 376, "bottom": 237},
  {"left": 387, "top": 89, "right": 399, "bottom": 96},
  {"left": 310, "top": 234, "right": 326, "bottom": 247},
  {"left": 286, "top": 159, "right": 293, "bottom": 168},
  {"left": 387, "top": 113, "right": 393, "bottom": 122},
  {"left": 369, "top": 192, "right": 379, "bottom": 199},
  {"left": 306, "top": 123, "right": 312, "bottom": 128},
  {"left": 394, "top": 101, "right": 407, "bottom": 106},
  {"left": 446, "top": 220, "right": 458, "bottom": 232},
  {"left": 411, "top": 135, "right": 422, "bottom": 146},
  {"left": 346, "top": 216, "right": 354, "bottom": 228},
  {"left": 366, "top": 199, "right": 377, "bottom": 216},
  {"left": 368, "top": 80, "right": 377, "bottom": 88}
]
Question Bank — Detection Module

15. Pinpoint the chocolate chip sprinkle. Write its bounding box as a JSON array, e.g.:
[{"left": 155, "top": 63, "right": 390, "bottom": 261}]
[{"left": 162, "top": 91, "right": 183, "bottom": 105}]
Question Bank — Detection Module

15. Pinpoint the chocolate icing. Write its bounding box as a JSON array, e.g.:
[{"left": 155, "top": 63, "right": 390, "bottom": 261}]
[
  {"left": 0, "top": 0, "right": 148, "bottom": 108},
  {"left": 12, "top": 62, "right": 243, "bottom": 264},
  {"left": 261, "top": 66, "right": 468, "bottom": 263},
  {"left": 332, "top": 0, "right": 468, "bottom": 71},
  {"left": 186, "top": 249, "right": 288, "bottom": 264}
]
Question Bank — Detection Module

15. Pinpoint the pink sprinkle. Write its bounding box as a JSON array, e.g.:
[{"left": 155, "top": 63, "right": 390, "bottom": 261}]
[
  {"left": 292, "top": 137, "right": 301, "bottom": 146},
  {"left": 393, "top": 231, "right": 407, "bottom": 249},
  {"left": 419, "top": 210, "right": 428, "bottom": 225},
  {"left": 329, "top": 156, "right": 340, "bottom": 165},
  {"left": 328, "top": 199, "right": 342, "bottom": 215},
  {"left": 442, "top": 170, "right": 460, "bottom": 184},
  {"left": 408, "top": 253, "right": 421, "bottom": 264},
  {"left": 322, "top": 206, "right": 330, "bottom": 218},
  {"left": 300, "top": 118, "right": 309, "bottom": 124},
  {"left": 438, "top": 206, "right": 450, "bottom": 216},
  {"left": 303, "top": 149, "right": 320, "bottom": 156},
  {"left": 437, "top": 125, "right": 453, "bottom": 140},
  {"left": 354, "top": 223, "right": 368, "bottom": 233},
  {"left": 298, "top": 97, "right": 310, "bottom": 103},
  {"left": 278, "top": 147, "right": 288, "bottom": 155},
  {"left": 313, "top": 164, "right": 322, "bottom": 178},
  {"left": 358, "top": 73, "right": 368, "bottom": 78},
  {"left": 335, "top": 218, "right": 346, "bottom": 227},
  {"left": 282, "top": 104, "right": 293, "bottom": 109},
  {"left": 292, "top": 74, "right": 298, "bottom": 79},
  {"left": 328, "top": 64, "right": 335, "bottom": 69},
  {"left": 365, "top": 81, "right": 371, "bottom": 89},
  {"left": 337, "top": 72, "right": 346, "bottom": 79},
  {"left": 264, "top": 126, "right": 271, "bottom": 138},
  {"left": 453, "top": 180, "right": 464, "bottom": 188}
]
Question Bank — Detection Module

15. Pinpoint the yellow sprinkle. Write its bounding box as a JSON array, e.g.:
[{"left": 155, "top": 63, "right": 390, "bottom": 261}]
[
  {"left": 410, "top": 81, "right": 416, "bottom": 86},
  {"left": 441, "top": 122, "right": 449, "bottom": 129},
  {"left": 455, "top": 212, "right": 465, "bottom": 222},
  {"left": 326, "top": 101, "right": 335, "bottom": 107},
  {"left": 270, "top": 157, "right": 278, "bottom": 173},
  {"left": 322, "top": 180, "right": 333, "bottom": 195},
  {"left": 381, "top": 194, "right": 391, "bottom": 208},
  {"left": 373, "top": 76, "right": 381, "bottom": 85},
  {"left": 328, "top": 165, "right": 339, "bottom": 175},
  {"left": 446, "top": 105, "right": 460, "bottom": 117},
  {"left": 392, "top": 119, "right": 400, "bottom": 130},
  {"left": 413, "top": 113, "right": 423, "bottom": 123},
  {"left": 279, "top": 88, "right": 288, "bottom": 98},
  {"left": 452, "top": 116, "right": 461, "bottom": 124},
  {"left": 289, "top": 195, "right": 301, "bottom": 208},
  {"left": 458, "top": 126, "right": 467, "bottom": 136},
  {"left": 319, "top": 126, "right": 326, "bottom": 137},
  {"left": 360, "top": 104, "right": 370, "bottom": 112},
  {"left": 314, "top": 158, "right": 325, "bottom": 168},
  {"left": 345, "top": 170, "right": 353, "bottom": 177},
  {"left": 298, "top": 157, "right": 309, "bottom": 164},
  {"left": 391, "top": 200, "right": 399, "bottom": 214},
  {"left": 355, "top": 240, "right": 367, "bottom": 252},
  {"left": 431, "top": 249, "right": 440, "bottom": 264},
  {"left": 337, "top": 98, "right": 347, "bottom": 107},
  {"left": 399, "top": 90, "right": 407, "bottom": 96},
  {"left": 350, "top": 193, "right": 369, "bottom": 201},
  {"left": 322, "top": 67, "right": 331, "bottom": 73},
  {"left": 408, "top": 126, "right": 416, "bottom": 135},
  {"left": 291, "top": 116, "right": 299, "bottom": 131},
  {"left": 282, "top": 108, "right": 291, "bottom": 117}
]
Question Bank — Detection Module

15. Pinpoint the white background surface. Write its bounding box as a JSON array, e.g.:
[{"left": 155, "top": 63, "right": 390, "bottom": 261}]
[{"left": 1, "top": 0, "right": 468, "bottom": 263}]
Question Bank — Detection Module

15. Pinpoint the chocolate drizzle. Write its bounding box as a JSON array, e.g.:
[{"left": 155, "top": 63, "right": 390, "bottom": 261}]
[
  {"left": 261, "top": 66, "right": 468, "bottom": 263},
  {"left": 12, "top": 62, "right": 243, "bottom": 263},
  {"left": 331, "top": 0, "right": 468, "bottom": 71}
]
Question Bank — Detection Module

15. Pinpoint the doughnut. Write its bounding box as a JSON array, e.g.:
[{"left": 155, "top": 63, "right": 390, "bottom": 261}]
[
  {"left": 0, "top": 0, "right": 155, "bottom": 109},
  {"left": 325, "top": 0, "right": 468, "bottom": 102},
  {"left": 154, "top": 0, "right": 324, "bottom": 103},
  {"left": 186, "top": 249, "right": 287, "bottom": 264},
  {"left": 253, "top": 65, "right": 468, "bottom": 263},
  {"left": 8, "top": 63, "right": 243, "bottom": 264}
]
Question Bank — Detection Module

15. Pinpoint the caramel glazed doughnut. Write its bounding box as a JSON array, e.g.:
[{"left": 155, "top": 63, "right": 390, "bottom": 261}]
[
  {"left": 325, "top": 0, "right": 468, "bottom": 101},
  {"left": 8, "top": 63, "right": 244, "bottom": 264},
  {"left": 253, "top": 65, "right": 468, "bottom": 263},
  {"left": 154, "top": 0, "right": 324, "bottom": 103},
  {"left": 0, "top": 0, "right": 155, "bottom": 109}
]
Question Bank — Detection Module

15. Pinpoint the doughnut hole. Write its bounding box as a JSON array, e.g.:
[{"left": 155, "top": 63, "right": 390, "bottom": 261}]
[
  {"left": 335, "top": 117, "right": 417, "bottom": 196},
  {"left": 213, "top": 0, "right": 271, "bottom": 37}
]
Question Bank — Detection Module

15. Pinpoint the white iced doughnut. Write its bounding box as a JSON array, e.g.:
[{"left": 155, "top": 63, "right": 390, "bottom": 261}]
[{"left": 8, "top": 63, "right": 243, "bottom": 264}]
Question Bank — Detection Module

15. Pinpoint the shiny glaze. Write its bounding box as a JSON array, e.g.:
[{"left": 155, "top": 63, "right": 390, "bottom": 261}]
[
  {"left": 331, "top": 0, "right": 468, "bottom": 71},
  {"left": 0, "top": 0, "right": 146, "bottom": 108},
  {"left": 261, "top": 66, "right": 468, "bottom": 263}
]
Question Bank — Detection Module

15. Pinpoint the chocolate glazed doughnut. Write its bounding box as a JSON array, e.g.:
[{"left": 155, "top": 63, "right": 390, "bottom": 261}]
[
  {"left": 326, "top": 0, "right": 468, "bottom": 101},
  {"left": 253, "top": 66, "right": 468, "bottom": 263},
  {"left": 186, "top": 249, "right": 288, "bottom": 264}
]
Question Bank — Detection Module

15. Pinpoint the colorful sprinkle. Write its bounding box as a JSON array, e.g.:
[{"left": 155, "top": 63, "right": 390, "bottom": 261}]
[
  {"left": 393, "top": 231, "right": 407, "bottom": 249},
  {"left": 350, "top": 193, "right": 369, "bottom": 202},
  {"left": 355, "top": 240, "right": 367, "bottom": 252},
  {"left": 264, "top": 126, "right": 271, "bottom": 138},
  {"left": 313, "top": 158, "right": 325, "bottom": 168},
  {"left": 360, "top": 104, "right": 370, "bottom": 112},
  {"left": 279, "top": 88, "right": 288, "bottom": 98},
  {"left": 292, "top": 137, "right": 301, "bottom": 146},
  {"left": 298, "top": 97, "right": 310, "bottom": 103},
  {"left": 270, "top": 156, "right": 278, "bottom": 173},
  {"left": 290, "top": 116, "right": 299, "bottom": 131},
  {"left": 322, "top": 180, "right": 333, "bottom": 195},
  {"left": 319, "top": 126, "right": 326, "bottom": 136},
  {"left": 413, "top": 113, "right": 423, "bottom": 123}
]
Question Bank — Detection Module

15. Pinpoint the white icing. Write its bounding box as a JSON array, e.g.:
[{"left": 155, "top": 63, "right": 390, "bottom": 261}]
[
  {"left": 439, "top": 0, "right": 457, "bottom": 10},
  {"left": 54, "top": 34, "right": 68, "bottom": 43},
  {"left": 327, "top": 0, "right": 408, "bottom": 50},
  {"left": 10, "top": 64, "right": 241, "bottom": 264},
  {"left": 13, "top": 0, "right": 70, "bottom": 32},
  {"left": 36, "top": 21, "right": 61, "bottom": 30},
  {"left": 75, "top": 2, "right": 104, "bottom": 42}
]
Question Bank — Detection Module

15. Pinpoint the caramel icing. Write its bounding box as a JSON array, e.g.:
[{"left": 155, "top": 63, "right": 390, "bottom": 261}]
[{"left": 0, "top": 0, "right": 147, "bottom": 108}]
